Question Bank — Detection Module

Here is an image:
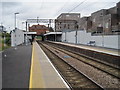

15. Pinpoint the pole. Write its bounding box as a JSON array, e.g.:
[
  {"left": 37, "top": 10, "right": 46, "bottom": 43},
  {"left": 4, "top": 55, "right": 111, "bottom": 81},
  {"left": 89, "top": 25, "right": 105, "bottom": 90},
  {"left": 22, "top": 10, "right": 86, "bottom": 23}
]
[
  {"left": 4, "top": 31, "right": 5, "bottom": 48},
  {"left": 26, "top": 21, "right": 28, "bottom": 45},
  {"left": 14, "top": 12, "right": 19, "bottom": 29},
  {"left": 102, "top": 15, "right": 104, "bottom": 47},
  {"left": 55, "top": 20, "right": 56, "bottom": 41},
  {"left": 15, "top": 14, "right": 16, "bottom": 29},
  {"left": 76, "top": 30, "right": 77, "bottom": 44},
  {"left": 37, "top": 17, "right": 39, "bottom": 24}
]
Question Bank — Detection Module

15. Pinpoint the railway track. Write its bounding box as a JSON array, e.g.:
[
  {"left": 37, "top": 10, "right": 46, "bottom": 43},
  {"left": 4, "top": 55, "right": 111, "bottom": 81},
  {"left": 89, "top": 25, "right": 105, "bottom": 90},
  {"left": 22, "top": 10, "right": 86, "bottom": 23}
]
[
  {"left": 38, "top": 42, "right": 104, "bottom": 89},
  {"left": 38, "top": 41, "right": 120, "bottom": 89},
  {"left": 42, "top": 41, "right": 120, "bottom": 79},
  {"left": 46, "top": 41, "right": 120, "bottom": 69}
]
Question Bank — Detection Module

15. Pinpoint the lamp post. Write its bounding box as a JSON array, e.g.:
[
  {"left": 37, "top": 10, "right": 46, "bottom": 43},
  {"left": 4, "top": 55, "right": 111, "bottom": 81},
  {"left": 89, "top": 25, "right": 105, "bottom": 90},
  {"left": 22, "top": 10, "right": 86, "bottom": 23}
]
[
  {"left": 15, "top": 12, "right": 19, "bottom": 29},
  {"left": 102, "top": 15, "right": 104, "bottom": 47},
  {"left": 37, "top": 17, "right": 39, "bottom": 24},
  {"left": 26, "top": 21, "right": 28, "bottom": 45}
]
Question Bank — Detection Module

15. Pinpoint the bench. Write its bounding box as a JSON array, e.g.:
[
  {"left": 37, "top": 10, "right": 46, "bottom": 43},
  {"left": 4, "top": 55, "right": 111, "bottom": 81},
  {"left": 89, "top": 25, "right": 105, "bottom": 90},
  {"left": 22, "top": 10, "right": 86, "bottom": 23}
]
[{"left": 87, "top": 41, "right": 95, "bottom": 46}]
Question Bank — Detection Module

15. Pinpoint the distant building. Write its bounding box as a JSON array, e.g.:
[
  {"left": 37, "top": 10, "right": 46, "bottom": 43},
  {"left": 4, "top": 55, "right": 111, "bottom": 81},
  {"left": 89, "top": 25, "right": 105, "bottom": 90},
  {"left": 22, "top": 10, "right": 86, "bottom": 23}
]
[
  {"left": 11, "top": 29, "right": 24, "bottom": 46},
  {"left": 91, "top": 9, "right": 108, "bottom": 33},
  {"left": 78, "top": 17, "right": 92, "bottom": 32},
  {"left": 11, "top": 28, "right": 36, "bottom": 47},
  {"left": 55, "top": 2, "right": 120, "bottom": 35},
  {"left": 29, "top": 24, "right": 49, "bottom": 35},
  {"left": 91, "top": 2, "right": 120, "bottom": 35},
  {"left": 55, "top": 13, "right": 80, "bottom": 31},
  {"left": 117, "top": 2, "right": 120, "bottom": 32}
]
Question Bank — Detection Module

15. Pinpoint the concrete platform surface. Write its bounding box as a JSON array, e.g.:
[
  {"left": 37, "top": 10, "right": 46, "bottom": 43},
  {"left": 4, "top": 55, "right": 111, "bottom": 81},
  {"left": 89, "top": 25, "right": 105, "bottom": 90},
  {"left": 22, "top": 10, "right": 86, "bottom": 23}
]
[
  {"left": 52, "top": 41, "right": 119, "bottom": 56},
  {"left": 29, "top": 42, "right": 69, "bottom": 89},
  {"left": 2, "top": 45, "right": 32, "bottom": 88}
]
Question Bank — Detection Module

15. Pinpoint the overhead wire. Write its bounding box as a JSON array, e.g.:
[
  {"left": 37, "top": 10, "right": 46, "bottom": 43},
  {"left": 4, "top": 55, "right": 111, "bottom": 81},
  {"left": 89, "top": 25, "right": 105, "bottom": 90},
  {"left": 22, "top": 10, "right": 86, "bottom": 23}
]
[
  {"left": 68, "top": 0, "right": 87, "bottom": 13},
  {"left": 55, "top": 0, "right": 72, "bottom": 17}
]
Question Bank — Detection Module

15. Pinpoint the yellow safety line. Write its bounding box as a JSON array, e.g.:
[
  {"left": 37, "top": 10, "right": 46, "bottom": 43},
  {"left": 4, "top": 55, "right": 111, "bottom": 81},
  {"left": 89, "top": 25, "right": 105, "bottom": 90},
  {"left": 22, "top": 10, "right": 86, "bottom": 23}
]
[
  {"left": 29, "top": 42, "right": 45, "bottom": 89},
  {"left": 29, "top": 43, "right": 34, "bottom": 89}
]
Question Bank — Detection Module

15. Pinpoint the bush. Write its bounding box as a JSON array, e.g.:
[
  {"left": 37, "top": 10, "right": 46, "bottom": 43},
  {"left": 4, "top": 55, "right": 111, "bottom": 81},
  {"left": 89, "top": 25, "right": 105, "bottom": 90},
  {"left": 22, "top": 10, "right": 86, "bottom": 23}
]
[{"left": 5, "top": 37, "right": 11, "bottom": 45}]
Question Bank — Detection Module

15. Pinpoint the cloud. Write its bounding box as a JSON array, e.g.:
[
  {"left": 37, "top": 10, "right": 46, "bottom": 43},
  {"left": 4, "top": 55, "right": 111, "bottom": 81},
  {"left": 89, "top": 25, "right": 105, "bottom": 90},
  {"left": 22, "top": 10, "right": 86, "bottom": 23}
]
[{"left": 2, "top": 0, "right": 120, "bottom": 2}]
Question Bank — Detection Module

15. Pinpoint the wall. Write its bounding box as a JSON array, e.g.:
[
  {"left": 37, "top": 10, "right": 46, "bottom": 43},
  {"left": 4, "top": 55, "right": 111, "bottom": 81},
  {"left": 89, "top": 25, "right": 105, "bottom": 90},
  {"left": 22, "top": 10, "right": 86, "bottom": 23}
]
[
  {"left": 62, "top": 30, "right": 120, "bottom": 49},
  {"left": 55, "top": 20, "right": 77, "bottom": 32},
  {"left": 77, "top": 31, "right": 92, "bottom": 44},
  {"left": 11, "top": 29, "right": 24, "bottom": 47},
  {"left": 78, "top": 17, "right": 92, "bottom": 31},
  {"left": 62, "top": 30, "right": 76, "bottom": 43},
  {"left": 108, "top": 7, "right": 117, "bottom": 14}
]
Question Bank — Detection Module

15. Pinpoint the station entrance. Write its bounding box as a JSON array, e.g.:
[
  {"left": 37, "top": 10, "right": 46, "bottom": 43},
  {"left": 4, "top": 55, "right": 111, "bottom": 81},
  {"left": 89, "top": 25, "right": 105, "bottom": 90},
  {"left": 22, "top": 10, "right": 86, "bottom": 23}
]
[{"left": 26, "top": 18, "right": 55, "bottom": 41}]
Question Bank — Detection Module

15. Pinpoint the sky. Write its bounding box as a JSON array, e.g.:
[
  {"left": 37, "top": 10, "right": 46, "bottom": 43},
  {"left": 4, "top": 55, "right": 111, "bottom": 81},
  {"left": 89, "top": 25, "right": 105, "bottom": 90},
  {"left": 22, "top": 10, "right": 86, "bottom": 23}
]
[{"left": 0, "top": 0, "right": 120, "bottom": 32}]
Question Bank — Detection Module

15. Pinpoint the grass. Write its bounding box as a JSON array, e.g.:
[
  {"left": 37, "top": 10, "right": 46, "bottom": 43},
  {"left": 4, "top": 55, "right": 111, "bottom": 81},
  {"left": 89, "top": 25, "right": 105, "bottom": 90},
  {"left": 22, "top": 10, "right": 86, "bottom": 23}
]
[
  {"left": 36, "top": 36, "right": 42, "bottom": 40},
  {"left": 0, "top": 36, "right": 11, "bottom": 51}
]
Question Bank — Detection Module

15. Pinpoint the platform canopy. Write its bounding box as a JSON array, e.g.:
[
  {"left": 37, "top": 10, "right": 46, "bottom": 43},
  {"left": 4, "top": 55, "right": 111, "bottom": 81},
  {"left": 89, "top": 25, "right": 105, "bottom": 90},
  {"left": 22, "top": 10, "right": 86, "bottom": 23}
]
[
  {"left": 44, "top": 32, "right": 62, "bottom": 36},
  {"left": 24, "top": 32, "right": 37, "bottom": 35}
]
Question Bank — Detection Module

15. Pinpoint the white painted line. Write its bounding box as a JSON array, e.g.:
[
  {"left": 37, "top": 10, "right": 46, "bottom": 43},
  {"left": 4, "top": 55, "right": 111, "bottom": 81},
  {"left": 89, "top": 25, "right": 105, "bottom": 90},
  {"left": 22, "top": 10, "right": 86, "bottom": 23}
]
[{"left": 36, "top": 42, "right": 70, "bottom": 89}]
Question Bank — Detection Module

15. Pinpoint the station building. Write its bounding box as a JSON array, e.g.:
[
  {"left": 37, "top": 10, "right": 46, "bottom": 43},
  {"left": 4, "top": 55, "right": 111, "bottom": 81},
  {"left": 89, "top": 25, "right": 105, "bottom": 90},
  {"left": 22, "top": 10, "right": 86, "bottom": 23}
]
[
  {"left": 29, "top": 24, "right": 49, "bottom": 35},
  {"left": 11, "top": 28, "right": 36, "bottom": 47}
]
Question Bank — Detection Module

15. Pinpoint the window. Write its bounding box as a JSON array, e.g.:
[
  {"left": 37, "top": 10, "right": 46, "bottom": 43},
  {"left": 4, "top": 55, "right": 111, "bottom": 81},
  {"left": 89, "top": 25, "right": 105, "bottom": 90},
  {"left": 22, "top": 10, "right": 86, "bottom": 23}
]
[
  {"left": 64, "top": 24, "right": 66, "bottom": 28},
  {"left": 68, "top": 24, "right": 70, "bottom": 29}
]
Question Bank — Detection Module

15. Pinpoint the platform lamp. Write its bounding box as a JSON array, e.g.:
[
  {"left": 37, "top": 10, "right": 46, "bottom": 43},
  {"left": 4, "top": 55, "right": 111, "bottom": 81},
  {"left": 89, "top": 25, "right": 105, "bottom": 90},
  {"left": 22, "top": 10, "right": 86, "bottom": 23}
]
[{"left": 14, "top": 12, "right": 19, "bottom": 29}]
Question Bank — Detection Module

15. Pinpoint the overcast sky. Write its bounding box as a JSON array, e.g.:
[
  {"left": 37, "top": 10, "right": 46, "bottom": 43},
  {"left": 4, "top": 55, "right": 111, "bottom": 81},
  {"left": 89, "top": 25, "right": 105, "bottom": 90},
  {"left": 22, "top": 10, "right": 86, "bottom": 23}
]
[{"left": 0, "top": 0, "right": 120, "bottom": 32}]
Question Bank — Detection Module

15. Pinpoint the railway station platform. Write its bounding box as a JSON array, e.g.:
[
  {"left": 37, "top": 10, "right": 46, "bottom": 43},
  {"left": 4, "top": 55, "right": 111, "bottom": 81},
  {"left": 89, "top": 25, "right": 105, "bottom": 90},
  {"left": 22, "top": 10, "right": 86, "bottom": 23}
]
[
  {"left": 50, "top": 41, "right": 119, "bottom": 56},
  {"left": 29, "top": 42, "right": 69, "bottom": 88},
  {"left": 2, "top": 44, "right": 32, "bottom": 88},
  {"left": 2, "top": 42, "right": 69, "bottom": 89}
]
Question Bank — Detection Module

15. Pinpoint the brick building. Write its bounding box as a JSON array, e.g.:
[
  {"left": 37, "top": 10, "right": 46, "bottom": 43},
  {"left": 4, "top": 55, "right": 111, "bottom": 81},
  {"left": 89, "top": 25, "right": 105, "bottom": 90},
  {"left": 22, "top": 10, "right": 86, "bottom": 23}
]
[
  {"left": 117, "top": 2, "right": 120, "bottom": 32},
  {"left": 91, "top": 2, "right": 120, "bottom": 34},
  {"left": 91, "top": 9, "right": 107, "bottom": 33},
  {"left": 55, "top": 2, "right": 120, "bottom": 35},
  {"left": 55, "top": 13, "right": 80, "bottom": 31},
  {"left": 78, "top": 17, "right": 92, "bottom": 32},
  {"left": 29, "top": 24, "right": 49, "bottom": 35}
]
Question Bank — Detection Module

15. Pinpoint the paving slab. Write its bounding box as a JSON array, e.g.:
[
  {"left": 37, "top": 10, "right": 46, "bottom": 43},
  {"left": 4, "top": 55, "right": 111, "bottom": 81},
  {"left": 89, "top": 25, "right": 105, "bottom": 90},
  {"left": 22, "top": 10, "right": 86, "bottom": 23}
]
[
  {"left": 2, "top": 45, "right": 32, "bottom": 88},
  {"left": 29, "top": 42, "right": 69, "bottom": 89}
]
